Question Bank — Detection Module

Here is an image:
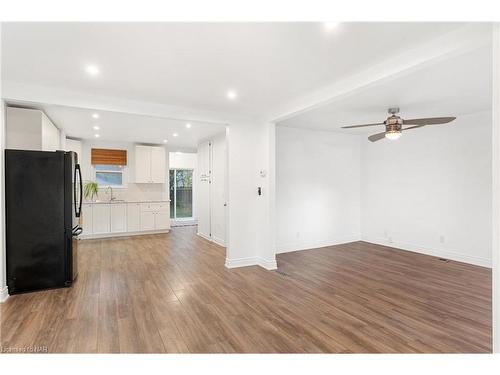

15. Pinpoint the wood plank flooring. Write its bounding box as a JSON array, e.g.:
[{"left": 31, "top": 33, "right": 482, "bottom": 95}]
[{"left": 0, "top": 226, "right": 491, "bottom": 353}]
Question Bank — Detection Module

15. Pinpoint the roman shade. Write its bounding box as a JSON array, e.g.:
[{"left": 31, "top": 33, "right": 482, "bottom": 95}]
[{"left": 91, "top": 148, "right": 127, "bottom": 165}]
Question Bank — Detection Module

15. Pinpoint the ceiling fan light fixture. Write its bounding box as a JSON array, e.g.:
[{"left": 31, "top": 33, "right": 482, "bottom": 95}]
[{"left": 385, "top": 130, "right": 402, "bottom": 141}]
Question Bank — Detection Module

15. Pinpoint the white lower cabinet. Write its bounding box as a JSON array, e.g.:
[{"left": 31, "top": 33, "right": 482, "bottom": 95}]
[
  {"left": 127, "top": 203, "right": 141, "bottom": 232},
  {"left": 110, "top": 204, "right": 127, "bottom": 233},
  {"left": 92, "top": 204, "right": 111, "bottom": 234},
  {"left": 155, "top": 211, "right": 170, "bottom": 230},
  {"left": 82, "top": 204, "right": 93, "bottom": 236},
  {"left": 140, "top": 211, "right": 155, "bottom": 231},
  {"left": 83, "top": 201, "right": 170, "bottom": 239}
]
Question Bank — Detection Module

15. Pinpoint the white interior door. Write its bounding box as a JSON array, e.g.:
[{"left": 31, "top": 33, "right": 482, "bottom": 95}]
[{"left": 210, "top": 135, "right": 226, "bottom": 246}]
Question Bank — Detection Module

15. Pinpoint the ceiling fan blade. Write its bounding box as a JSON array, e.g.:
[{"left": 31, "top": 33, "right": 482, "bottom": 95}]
[
  {"left": 341, "top": 123, "right": 384, "bottom": 129},
  {"left": 403, "top": 117, "right": 456, "bottom": 126},
  {"left": 368, "top": 132, "right": 386, "bottom": 142},
  {"left": 402, "top": 125, "right": 425, "bottom": 131}
]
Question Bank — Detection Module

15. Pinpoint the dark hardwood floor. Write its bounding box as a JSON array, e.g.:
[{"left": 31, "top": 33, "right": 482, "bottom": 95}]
[{"left": 0, "top": 226, "right": 492, "bottom": 353}]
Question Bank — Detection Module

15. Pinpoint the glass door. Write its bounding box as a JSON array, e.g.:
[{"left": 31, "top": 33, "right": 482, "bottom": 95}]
[{"left": 169, "top": 169, "right": 194, "bottom": 220}]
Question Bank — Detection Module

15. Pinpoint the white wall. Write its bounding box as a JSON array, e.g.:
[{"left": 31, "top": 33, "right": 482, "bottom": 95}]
[
  {"left": 492, "top": 23, "right": 500, "bottom": 353},
  {"left": 0, "top": 97, "right": 7, "bottom": 301},
  {"left": 226, "top": 121, "right": 277, "bottom": 269},
  {"left": 361, "top": 111, "right": 492, "bottom": 267},
  {"left": 80, "top": 139, "right": 169, "bottom": 202},
  {"left": 275, "top": 111, "right": 492, "bottom": 268},
  {"left": 0, "top": 22, "right": 7, "bottom": 302},
  {"left": 169, "top": 151, "right": 197, "bottom": 169},
  {"left": 276, "top": 126, "right": 361, "bottom": 252},
  {"left": 210, "top": 133, "right": 227, "bottom": 246}
]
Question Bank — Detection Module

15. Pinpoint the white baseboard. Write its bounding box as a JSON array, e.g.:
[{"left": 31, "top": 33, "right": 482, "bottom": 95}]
[
  {"left": 81, "top": 229, "right": 169, "bottom": 240},
  {"left": 225, "top": 257, "right": 259, "bottom": 268},
  {"left": 362, "top": 236, "right": 492, "bottom": 268},
  {"left": 276, "top": 235, "right": 361, "bottom": 254},
  {"left": 0, "top": 285, "right": 9, "bottom": 303},
  {"left": 225, "top": 256, "right": 278, "bottom": 270},
  {"left": 211, "top": 236, "right": 226, "bottom": 247},
  {"left": 197, "top": 233, "right": 226, "bottom": 247},
  {"left": 257, "top": 257, "right": 278, "bottom": 270}
]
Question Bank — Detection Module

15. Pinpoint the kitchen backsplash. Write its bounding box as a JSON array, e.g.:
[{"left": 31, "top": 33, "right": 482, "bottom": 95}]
[{"left": 85, "top": 183, "right": 168, "bottom": 202}]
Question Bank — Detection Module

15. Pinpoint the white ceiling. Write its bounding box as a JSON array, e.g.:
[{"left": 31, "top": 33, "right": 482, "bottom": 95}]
[
  {"left": 6, "top": 101, "right": 226, "bottom": 150},
  {"left": 1, "top": 22, "right": 468, "bottom": 118},
  {"left": 278, "top": 45, "right": 492, "bottom": 133}
]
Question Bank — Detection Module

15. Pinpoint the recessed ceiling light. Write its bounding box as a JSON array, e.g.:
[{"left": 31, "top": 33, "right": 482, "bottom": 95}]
[
  {"left": 226, "top": 90, "right": 237, "bottom": 100},
  {"left": 94, "top": 134, "right": 100, "bottom": 138},
  {"left": 185, "top": 123, "right": 192, "bottom": 129},
  {"left": 85, "top": 65, "right": 100, "bottom": 76},
  {"left": 163, "top": 139, "right": 168, "bottom": 143},
  {"left": 173, "top": 133, "right": 178, "bottom": 137},
  {"left": 92, "top": 113, "right": 99, "bottom": 119},
  {"left": 324, "top": 22, "right": 340, "bottom": 32},
  {"left": 93, "top": 125, "right": 100, "bottom": 130}
]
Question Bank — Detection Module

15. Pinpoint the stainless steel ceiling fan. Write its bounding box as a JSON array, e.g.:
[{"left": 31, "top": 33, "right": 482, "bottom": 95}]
[{"left": 341, "top": 107, "right": 456, "bottom": 142}]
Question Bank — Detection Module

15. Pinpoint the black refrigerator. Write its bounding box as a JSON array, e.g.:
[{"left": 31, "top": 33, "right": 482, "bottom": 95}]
[{"left": 5, "top": 150, "right": 83, "bottom": 295}]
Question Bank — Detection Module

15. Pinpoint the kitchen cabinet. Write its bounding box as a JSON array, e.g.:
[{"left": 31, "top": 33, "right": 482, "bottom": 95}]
[
  {"left": 150, "top": 147, "right": 166, "bottom": 183},
  {"left": 127, "top": 203, "right": 141, "bottom": 232},
  {"left": 82, "top": 201, "right": 170, "bottom": 239},
  {"left": 140, "top": 211, "right": 155, "bottom": 231},
  {"left": 155, "top": 211, "right": 170, "bottom": 230},
  {"left": 81, "top": 204, "right": 93, "bottom": 236},
  {"left": 135, "top": 145, "right": 166, "bottom": 183},
  {"left": 135, "top": 145, "right": 151, "bottom": 183},
  {"left": 110, "top": 203, "right": 127, "bottom": 233},
  {"left": 92, "top": 204, "right": 111, "bottom": 234},
  {"left": 6, "top": 107, "right": 60, "bottom": 151}
]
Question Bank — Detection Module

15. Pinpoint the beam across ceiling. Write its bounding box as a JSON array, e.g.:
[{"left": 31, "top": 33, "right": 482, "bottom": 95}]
[{"left": 270, "top": 23, "right": 492, "bottom": 124}]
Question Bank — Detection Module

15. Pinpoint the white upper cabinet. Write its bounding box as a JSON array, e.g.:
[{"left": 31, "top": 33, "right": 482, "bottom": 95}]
[
  {"left": 134, "top": 145, "right": 165, "bottom": 183},
  {"left": 150, "top": 147, "right": 166, "bottom": 183},
  {"left": 135, "top": 145, "right": 152, "bottom": 183},
  {"left": 41, "top": 113, "right": 60, "bottom": 151},
  {"left": 6, "top": 107, "right": 60, "bottom": 151}
]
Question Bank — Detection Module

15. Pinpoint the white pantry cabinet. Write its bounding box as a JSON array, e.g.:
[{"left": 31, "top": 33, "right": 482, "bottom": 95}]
[
  {"left": 135, "top": 145, "right": 166, "bottom": 183},
  {"left": 110, "top": 204, "right": 127, "bottom": 233}
]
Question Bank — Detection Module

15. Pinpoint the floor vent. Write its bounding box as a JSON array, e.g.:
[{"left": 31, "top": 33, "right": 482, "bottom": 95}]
[{"left": 438, "top": 258, "right": 450, "bottom": 262}]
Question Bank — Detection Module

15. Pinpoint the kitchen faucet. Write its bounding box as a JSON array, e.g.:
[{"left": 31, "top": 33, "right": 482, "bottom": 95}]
[{"left": 106, "top": 186, "right": 115, "bottom": 201}]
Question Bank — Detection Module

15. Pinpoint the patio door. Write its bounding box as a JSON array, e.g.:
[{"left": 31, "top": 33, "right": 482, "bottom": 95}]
[{"left": 169, "top": 169, "right": 194, "bottom": 220}]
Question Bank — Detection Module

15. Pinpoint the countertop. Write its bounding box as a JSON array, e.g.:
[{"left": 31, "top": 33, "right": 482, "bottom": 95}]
[{"left": 84, "top": 199, "right": 170, "bottom": 204}]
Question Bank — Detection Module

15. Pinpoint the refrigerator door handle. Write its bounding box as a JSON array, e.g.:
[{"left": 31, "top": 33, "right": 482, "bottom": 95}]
[{"left": 75, "top": 164, "right": 83, "bottom": 218}]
